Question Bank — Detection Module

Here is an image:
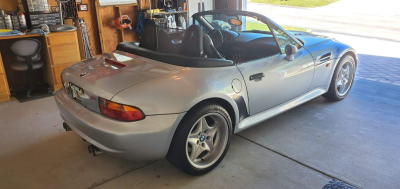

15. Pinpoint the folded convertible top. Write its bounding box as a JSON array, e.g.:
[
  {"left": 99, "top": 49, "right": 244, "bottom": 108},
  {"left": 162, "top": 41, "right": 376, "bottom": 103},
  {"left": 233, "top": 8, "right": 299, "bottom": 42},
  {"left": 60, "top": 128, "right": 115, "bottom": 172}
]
[{"left": 117, "top": 42, "right": 234, "bottom": 68}]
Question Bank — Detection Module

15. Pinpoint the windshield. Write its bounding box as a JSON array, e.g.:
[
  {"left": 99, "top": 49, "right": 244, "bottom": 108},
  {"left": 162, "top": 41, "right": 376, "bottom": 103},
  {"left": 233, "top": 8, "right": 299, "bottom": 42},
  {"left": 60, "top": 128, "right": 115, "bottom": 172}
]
[{"left": 200, "top": 13, "right": 271, "bottom": 34}]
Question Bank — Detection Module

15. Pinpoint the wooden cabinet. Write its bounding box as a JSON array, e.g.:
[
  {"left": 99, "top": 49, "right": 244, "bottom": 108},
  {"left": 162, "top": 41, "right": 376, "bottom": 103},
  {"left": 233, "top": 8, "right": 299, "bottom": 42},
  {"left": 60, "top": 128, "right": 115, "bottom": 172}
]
[
  {"left": 0, "top": 53, "right": 10, "bottom": 102},
  {"left": 0, "top": 31, "right": 81, "bottom": 103},
  {"left": 43, "top": 31, "right": 81, "bottom": 91}
]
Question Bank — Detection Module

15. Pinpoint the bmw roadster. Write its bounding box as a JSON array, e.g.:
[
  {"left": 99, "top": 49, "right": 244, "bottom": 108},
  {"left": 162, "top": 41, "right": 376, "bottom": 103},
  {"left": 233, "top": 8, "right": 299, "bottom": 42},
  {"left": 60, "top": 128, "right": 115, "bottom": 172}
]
[{"left": 56, "top": 10, "right": 357, "bottom": 175}]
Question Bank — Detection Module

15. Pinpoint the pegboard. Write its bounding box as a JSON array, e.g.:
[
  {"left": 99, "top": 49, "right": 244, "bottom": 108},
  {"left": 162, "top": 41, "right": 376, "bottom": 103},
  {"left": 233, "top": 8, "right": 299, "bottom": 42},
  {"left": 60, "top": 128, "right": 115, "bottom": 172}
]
[
  {"left": 61, "top": 0, "right": 78, "bottom": 19},
  {"left": 0, "top": 0, "right": 20, "bottom": 13}
]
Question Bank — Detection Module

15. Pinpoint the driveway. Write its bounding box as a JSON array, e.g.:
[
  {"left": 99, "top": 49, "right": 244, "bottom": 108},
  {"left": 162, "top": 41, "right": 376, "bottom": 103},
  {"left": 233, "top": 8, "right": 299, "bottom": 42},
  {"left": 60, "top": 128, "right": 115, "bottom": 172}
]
[
  {"left": 248, "top": 0, "right": 400, "bottom": 85},
  {"left": 247, "top": 0, "right": 400, "bottom": 42}
]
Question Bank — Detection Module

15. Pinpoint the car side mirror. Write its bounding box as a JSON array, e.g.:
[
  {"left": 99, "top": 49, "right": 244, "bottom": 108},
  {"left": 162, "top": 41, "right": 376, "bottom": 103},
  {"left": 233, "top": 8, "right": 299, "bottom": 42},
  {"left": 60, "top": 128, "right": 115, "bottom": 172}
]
[{"left": 285, "top": 44, "right": 298, "bottom": 61}]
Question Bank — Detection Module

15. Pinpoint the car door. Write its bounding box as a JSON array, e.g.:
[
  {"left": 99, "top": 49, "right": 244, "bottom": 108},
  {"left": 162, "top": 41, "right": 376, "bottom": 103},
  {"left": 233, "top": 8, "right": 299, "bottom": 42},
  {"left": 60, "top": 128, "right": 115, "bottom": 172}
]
[{"left": 237, "top": 22, "right": 315, "bottom": 115}]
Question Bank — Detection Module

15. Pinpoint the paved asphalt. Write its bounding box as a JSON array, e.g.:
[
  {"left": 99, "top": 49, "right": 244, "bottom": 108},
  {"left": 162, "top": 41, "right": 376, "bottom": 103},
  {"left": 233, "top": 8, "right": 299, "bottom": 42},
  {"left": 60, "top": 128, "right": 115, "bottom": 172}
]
[
  {"left": 247, "top": 1, "right": 400, "bottom": 85},
  {"left": 247, "top": 0, "right": 400, "bottom": 42}
]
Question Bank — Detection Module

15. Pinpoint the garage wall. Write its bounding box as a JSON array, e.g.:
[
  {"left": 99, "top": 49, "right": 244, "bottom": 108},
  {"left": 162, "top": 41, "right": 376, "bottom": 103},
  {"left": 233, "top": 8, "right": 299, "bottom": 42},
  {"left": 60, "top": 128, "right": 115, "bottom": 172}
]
[
  {"left": 1, "top": 0, "right": 148, "bottom": 56},
  {"left": 47, "top": 0, "right": 140, "bottom": 55},
  {"left": 0, "top": 1, "right": 19, "bottom": 12}
]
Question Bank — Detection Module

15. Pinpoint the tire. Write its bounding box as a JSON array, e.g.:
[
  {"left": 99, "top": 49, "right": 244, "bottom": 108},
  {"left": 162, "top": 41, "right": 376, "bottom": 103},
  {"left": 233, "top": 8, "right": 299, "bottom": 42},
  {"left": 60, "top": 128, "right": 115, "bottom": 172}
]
[
  {"left": 323, "top": 54, "right": 356, "bottom": 101},
  {"left": 166, "top": 102, "right": 232, "bottom": 175}
]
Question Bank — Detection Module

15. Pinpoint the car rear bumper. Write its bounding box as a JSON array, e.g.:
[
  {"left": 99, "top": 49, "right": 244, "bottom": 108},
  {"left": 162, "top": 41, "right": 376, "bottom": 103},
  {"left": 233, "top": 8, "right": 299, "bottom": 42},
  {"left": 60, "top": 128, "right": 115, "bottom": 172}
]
[{"left": 55, "top": 89, "right": 185, "bottom": 161}]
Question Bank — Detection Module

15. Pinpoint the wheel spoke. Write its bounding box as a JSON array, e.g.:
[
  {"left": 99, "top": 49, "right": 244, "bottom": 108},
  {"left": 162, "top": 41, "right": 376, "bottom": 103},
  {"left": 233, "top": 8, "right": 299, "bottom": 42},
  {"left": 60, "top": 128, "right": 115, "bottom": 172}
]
[
  {"left": 187, "top": 137, "right": 198, "bottom": 147},
  {"left": 188, "top": 130, "right": 199, "bottom": 139},
  {"left": 190, "top": 121, "right": 202, "bottom": 138},
  {"left": 207, "top": 125, "right": 219, "bottom": 139},
  {"left": 336, "top": 80, "right": 343, "bottom": 87},
  {"left": 204, "top": 139, "right": 215, "bottom": 152},
  {"left": 337, "top": 83, "right": 343, "bottom": 93},
  {"left": 343, "top": 78, "right": 348, "bottom": 85},
  {"left": 343, "top": 66, "right": 349, "bottom": 77},
  {"left": 199, "top": 117, "right": 210, "bottom": 133},
  {"left": 341, "top": 67, "right": 346, "bottom": 77},
  {"left": 190, "top": 144, "right": 204, "bottom": 161},
  {"left": 341, "top": 82, "right": 347, "bottom": 93}
]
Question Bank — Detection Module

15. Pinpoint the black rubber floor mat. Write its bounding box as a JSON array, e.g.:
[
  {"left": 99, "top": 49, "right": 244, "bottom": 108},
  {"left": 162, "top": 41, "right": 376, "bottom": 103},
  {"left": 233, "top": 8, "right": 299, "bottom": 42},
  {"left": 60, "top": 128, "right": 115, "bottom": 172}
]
[
  {"left": 13, "top": 90, "right": 54, "bottom": 103},
  {"left": 323, "top": 179, "right": 358, "bottom": 189}
]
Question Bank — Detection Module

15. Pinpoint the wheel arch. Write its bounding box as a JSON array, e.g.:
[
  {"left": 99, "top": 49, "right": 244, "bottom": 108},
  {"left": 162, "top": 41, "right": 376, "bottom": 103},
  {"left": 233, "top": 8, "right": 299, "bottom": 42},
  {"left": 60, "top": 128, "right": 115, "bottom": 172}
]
[
  {"left": 186, "top": 96, "right": 240, "bottom": 132},
  {"left": 340, "top": 50, "right": 358, "bottom": 66},
  {"left": 165, "top": 96, "right": 240, "bottom": 159},
  {"left": 326, "top": 48, "right": 358, "bottom": 88}
]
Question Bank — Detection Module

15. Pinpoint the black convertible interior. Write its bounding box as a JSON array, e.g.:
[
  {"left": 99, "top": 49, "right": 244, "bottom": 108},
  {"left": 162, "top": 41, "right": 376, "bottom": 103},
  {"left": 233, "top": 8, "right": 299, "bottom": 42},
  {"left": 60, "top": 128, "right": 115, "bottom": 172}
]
[{"left": 117, "top": 11, "right": 284, "bottom": 67}]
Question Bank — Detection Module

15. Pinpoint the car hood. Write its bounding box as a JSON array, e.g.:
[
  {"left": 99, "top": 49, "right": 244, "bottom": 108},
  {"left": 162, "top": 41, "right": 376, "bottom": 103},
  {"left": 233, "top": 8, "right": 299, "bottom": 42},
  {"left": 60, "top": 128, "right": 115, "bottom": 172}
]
[
  {"left": 62, "top": 50, "right": 180, "bottom": 101},
  {"left": 288, "top": 31, "right": 332, "bottom": 48}
]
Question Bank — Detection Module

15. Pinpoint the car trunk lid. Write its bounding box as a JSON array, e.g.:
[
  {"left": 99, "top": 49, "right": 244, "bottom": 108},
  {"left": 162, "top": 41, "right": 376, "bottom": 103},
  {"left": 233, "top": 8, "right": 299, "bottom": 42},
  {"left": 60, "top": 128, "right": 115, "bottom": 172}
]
[{"left": 61, "top": 50, "right": 179, "bottom": 113}]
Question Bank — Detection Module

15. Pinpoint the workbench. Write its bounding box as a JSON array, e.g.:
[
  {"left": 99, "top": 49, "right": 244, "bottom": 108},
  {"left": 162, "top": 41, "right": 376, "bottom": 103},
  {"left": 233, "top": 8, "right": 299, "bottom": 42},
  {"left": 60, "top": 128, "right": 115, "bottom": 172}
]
[{"left": 0, "top": 31, "right": 81, "bottom": 102}]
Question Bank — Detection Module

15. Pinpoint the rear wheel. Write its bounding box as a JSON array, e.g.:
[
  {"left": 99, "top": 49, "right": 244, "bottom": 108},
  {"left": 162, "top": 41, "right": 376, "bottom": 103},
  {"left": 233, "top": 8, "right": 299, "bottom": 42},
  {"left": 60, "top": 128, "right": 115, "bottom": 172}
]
[
  {"left": 323, "top": 55, "right": 356, "bottom": 101},
  {"left": 167, "top": 102, "right": 232, "bottom": 175}
]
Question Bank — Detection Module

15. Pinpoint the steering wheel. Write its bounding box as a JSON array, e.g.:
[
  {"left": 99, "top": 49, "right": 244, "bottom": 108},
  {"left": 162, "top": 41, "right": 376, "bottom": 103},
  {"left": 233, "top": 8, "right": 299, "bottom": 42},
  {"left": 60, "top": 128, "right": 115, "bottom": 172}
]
[{"left": 207, "top": 30, "right": 224, "bottom": 50}]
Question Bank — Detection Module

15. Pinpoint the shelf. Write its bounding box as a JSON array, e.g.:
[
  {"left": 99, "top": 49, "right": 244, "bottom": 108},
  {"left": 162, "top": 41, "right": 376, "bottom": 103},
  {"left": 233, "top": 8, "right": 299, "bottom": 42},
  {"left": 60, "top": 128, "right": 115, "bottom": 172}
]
[{"left": 149, "top": 10, "right": 187, "bottom": 16}]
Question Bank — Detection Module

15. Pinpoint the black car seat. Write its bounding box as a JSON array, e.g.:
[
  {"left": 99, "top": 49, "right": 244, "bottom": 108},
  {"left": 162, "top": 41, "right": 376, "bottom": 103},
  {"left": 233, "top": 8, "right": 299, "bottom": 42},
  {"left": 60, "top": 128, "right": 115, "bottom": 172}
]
[
  {"left": 203, "top": 34, "right": 224, "bottom": 59},
  {"left": 158, "top": 29, "right": 180, "bottom": 54},
  {"left": 179, "top": 25, "right": 203, "bottom": 57},
  {"left": 139, "top": 20, "right": 158, "bottom": 51}
]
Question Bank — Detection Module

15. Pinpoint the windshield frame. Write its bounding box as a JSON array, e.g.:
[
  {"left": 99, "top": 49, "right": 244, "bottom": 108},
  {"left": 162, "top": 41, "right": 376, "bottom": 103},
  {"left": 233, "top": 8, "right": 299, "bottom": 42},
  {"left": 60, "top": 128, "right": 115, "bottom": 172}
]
[{"left": 192, "top": 10, "right": 304, "bottom": 50}]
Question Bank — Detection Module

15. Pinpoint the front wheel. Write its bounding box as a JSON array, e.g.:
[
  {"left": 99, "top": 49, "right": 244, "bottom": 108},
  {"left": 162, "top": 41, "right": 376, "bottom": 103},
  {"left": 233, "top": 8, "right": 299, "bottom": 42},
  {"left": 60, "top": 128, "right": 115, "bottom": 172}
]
[
  {"left": 323, "top": 54, "right": 356, "bottom": 101},
  {"left": 167, "top": 102, "right": 232, "bottom": 175}
]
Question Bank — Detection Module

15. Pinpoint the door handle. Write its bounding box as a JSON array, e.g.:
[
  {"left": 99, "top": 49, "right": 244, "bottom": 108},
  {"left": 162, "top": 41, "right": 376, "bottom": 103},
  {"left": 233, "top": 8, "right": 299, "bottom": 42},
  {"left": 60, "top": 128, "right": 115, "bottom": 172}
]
[{"left": 250, "top": 73, "right": 264, "bottom": 81}]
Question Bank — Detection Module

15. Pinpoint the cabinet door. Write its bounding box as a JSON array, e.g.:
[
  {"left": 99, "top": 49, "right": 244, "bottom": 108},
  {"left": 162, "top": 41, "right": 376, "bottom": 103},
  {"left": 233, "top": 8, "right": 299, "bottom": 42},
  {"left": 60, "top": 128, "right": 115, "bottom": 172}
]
[
  {"left": 0, "top": 53, "right": 4, "bottom": 74},
  {"left": 0, "top": 75, "right": 10, "bottom": 96},
  {"left": 49, "top": 44, "right": 81, "bottom": 65},
  {"left": 47, "top": 33, "right": 77, "bottom": 46}
]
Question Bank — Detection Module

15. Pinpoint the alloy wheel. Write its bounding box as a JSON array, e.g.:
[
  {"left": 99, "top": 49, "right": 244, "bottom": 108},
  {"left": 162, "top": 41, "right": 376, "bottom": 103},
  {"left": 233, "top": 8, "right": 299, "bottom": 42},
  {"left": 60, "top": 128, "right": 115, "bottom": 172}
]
[
  {"left": 336, "top": 60, "right": 355, "bottom": 97},
  {"left": 185, "top": 113, "right": 229, "bottom": 169}
]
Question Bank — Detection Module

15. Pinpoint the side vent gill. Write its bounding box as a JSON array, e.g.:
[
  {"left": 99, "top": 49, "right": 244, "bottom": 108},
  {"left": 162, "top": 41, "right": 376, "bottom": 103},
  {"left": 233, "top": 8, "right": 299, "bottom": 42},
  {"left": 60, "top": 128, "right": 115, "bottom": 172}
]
[{"left": 315, "top": 51, "right": 333, "bottom": 65}]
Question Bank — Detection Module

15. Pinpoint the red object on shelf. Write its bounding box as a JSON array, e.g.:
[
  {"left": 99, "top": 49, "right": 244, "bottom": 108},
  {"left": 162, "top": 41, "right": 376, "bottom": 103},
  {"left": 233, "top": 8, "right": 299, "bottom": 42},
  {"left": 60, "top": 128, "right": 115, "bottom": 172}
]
[{"left": 114, "top": 15, "right": 132, "bottom": 30}]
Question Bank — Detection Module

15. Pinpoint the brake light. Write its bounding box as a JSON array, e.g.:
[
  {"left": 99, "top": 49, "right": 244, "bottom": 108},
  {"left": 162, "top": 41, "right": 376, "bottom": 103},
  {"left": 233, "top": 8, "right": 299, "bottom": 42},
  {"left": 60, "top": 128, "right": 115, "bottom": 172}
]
[{"left": 98, "top": 97, "right": 145, "bottom": 121}]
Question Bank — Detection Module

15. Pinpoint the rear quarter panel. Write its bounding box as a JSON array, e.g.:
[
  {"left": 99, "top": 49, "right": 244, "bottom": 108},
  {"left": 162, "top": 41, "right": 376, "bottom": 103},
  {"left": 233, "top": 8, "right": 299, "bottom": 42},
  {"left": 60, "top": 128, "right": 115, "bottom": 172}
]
[{"left": 111, "top": 65, "right": 248, "bottom": 126}]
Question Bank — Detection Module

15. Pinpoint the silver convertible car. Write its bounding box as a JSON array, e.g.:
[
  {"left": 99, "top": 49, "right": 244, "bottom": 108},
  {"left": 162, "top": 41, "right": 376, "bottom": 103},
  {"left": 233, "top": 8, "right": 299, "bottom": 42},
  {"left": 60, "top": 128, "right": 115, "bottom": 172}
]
[{"left": 56, "top": 10, "right": 357, "bottom": 175}]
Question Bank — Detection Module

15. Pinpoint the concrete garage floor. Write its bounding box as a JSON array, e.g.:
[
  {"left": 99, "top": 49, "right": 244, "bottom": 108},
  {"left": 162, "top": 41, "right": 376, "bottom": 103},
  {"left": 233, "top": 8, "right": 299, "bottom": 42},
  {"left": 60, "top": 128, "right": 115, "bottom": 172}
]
[{"left": 1, "top": 78, "right": 399, "bottom": 189}]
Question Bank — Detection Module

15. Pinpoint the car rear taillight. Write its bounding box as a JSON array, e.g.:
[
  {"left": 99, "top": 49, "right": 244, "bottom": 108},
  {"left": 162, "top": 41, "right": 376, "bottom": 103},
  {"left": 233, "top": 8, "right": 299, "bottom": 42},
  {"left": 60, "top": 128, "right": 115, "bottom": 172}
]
[{"left": 99, "top": 97, "right": 145, "bottom": 121}]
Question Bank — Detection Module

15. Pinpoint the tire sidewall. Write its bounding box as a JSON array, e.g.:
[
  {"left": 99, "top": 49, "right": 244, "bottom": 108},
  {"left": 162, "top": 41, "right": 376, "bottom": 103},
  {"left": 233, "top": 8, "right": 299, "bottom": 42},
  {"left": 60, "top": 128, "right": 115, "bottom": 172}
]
[
  {"left": 327, "top": 55, "right": 356, "bottom": 100},
  {"left": 173, "top": 104, "right": 232, "bottom": 175}
]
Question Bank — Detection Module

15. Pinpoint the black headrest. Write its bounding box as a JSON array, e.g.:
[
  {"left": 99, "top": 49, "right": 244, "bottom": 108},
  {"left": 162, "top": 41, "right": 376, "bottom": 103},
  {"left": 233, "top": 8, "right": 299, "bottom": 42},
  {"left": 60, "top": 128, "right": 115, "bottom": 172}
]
[
  {"left": 158, "top": 29, "right": 180, "bottom": 54},
  {"left": 140, "top": 20, "right": 157, "bottom": 51},
  {"left": 179, "top": 25, "right": 203, "bottom": 57},
  {"left": 203, "top": 34, "right": 224, "bottom": 59}
]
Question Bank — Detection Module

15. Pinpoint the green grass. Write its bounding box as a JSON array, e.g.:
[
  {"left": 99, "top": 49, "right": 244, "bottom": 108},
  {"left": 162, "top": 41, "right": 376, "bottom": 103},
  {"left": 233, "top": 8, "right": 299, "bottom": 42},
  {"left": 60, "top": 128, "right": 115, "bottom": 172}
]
[
  {"left": 250, "top": 0, "right": 339, "bottom": 8},
  {"left": 281, "top": 26, "right": 308, "bottom": 32},
  {"left": 246, "top": 21, "right": 308, "bottom": 32},
  {"left": 246, "top": 22, "right": 271, "bottom": 31}
]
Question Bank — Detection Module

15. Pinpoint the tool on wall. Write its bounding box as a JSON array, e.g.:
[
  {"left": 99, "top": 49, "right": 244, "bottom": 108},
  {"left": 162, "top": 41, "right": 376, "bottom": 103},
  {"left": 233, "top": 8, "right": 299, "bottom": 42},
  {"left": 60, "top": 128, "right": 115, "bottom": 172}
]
[
  {"left": 61, "top": 0, "right": 78, "bottom": 19},
  {"left": 74, "top": 18, "right": 92, "bottom": 59},
  {"left": 115, "top": 15, "right": 133, "bottom": 30},
  {"left": 135, "top": 10, "right": 146, "bottom": 35},
  {"left": 0, "top": 6, "right": 5, "bottom": 16}
]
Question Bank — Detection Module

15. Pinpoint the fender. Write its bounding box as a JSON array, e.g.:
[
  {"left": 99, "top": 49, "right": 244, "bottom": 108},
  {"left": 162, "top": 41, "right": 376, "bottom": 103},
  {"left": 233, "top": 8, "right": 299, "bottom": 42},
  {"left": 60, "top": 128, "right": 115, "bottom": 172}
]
[{"left": 184, "top": 92, "right": 242, "bottom": 126}]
